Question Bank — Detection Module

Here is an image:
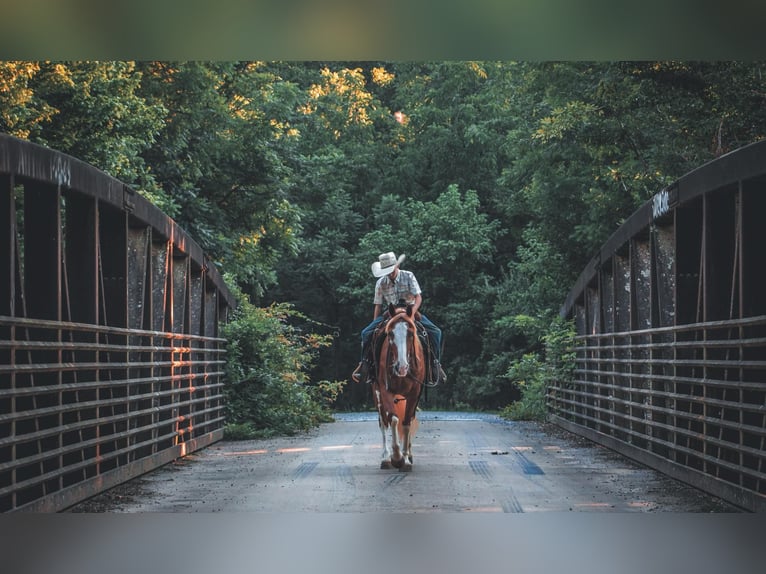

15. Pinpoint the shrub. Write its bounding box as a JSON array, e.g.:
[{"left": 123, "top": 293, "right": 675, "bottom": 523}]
[
  {"left": 500, "top": 317, "right": 575, "bottom": 421},
  {"left": 221, "top": 287, "right": 346, "bottom": 438},
  {"left": 500, "top": 353, "right": 547, "bottom": 421}
]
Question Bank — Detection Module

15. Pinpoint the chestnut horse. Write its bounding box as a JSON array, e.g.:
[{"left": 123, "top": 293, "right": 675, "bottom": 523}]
[{"left": 373, "top": 304, "right": 425, "bottom": 471}]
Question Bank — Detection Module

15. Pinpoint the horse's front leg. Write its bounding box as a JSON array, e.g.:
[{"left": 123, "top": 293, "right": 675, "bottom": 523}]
[
  {"left": 376, "top": 390, "right": 392, "bottom": 469},
  {"left": 400, "top": 424, "right": 414, "bottom": 471},
  {"left": 379, "top": 414, "right": 393, "bottom": 469},
  {"left": 389, "top": 415, "right": 404, "bottom": 468}
]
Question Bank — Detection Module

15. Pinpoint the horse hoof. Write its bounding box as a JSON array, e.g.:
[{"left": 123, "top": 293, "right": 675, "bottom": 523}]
[
  {"left": 391, "top": 457, "right": 404, "bottom": 469},
  {"left": 380, "top": 460, "right": 392, "bottom": 470},
  {"left": 400, "top": 463, "right": 412, "bottom": 472}
]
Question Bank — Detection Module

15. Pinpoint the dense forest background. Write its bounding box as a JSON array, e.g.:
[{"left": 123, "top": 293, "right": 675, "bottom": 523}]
[{"left": 4, "top": 61, "right": 766, "bottom": 413}]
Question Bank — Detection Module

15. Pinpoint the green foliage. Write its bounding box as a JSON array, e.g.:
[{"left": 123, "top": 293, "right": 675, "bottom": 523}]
[
  {"left": 220, "top": 285, "right": 345, "bottom": 437},
  {"left": 501, "top": 317, "right": 576, "bottom": 421},
  {"left": 0, "top": 61, "right": 166, "bottom": 200},
  {"left": 0, "top": 62, "right": 56, "bottom": 139},
  {"left": 500, "top": 353, "right": 546, "bottom": 421},
  {"left": 223, "top": 422, "right": 268, "bottom": 440},
  {"left": 8, "top": 60, "right": 766, "bottom": 415},
  {"left": 135, "top": 61, "right": 304, "bottom": 299}
]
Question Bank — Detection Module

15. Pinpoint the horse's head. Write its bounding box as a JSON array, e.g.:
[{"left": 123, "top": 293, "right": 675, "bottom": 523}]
[{"left": 384, "top": 309, "right": 418, "bottom": 378}]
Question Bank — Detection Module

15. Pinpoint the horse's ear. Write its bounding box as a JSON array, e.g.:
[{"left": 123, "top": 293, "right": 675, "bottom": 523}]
[
  {"left": 406, "top": 305, "right": 413, "bottom": 317},
  {"left": 388, "top": 303, "right": 395, "bottom": 316}
]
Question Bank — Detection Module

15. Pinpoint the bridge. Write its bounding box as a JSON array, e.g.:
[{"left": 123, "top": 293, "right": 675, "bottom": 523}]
[
  {"left": 2, "top": 134, "right": 765, "bottom": 513},
  {"left": 557, "top": 140, "right": 766, "bottom": 512},
  {"left": 0, "top": 134, "right": 236, "bottom": 511}
]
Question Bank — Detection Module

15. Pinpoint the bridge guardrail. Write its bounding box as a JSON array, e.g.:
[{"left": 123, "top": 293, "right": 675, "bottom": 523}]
[
  {"left": 0, "top": 134, "right": 235, "bottom": 511},
  {"left": 558, "top": 141, "right": 766, "bottom": 512},
  {"left": 0, "top": 315, "right": 227, "bottom": 511}
]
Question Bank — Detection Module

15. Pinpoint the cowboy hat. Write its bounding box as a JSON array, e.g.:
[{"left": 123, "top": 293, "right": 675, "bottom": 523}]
[{"left": 371, "top": 252, "right": 405, "bottom": 277}]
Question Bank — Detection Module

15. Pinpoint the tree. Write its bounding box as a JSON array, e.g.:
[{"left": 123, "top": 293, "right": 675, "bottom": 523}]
[
  {"left": 0, "top": 61, "right": 56, "bottom": 139},
  {"left": 0, "top": 60, "right": 165, "bottom": 198},
  {"left": 9, "top": 60, "right": 766, "bottom": 413},
  {"left": 221, "top": 283, "right": 341, "bottom": 438},
  {"left": 136, "top": 61, "right": 303, "bottom": 298}
]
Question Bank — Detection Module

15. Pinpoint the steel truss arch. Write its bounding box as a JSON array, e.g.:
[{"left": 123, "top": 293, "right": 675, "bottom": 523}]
[
  {"left": 0, "top": 134, "right": 235, "bottom": 512},
  {"left": 558, "top": 140, "right": 766, "bottom": 512}
]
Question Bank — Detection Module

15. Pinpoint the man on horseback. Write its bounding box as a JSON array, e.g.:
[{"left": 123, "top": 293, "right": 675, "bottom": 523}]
[{"left": 351, "top": 251, "right": 446, "bottom": 385}]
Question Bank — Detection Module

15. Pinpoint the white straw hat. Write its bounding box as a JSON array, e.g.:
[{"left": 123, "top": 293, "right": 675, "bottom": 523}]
[{"left": 371, "top": 252, "right": 405, "bottom": 277}]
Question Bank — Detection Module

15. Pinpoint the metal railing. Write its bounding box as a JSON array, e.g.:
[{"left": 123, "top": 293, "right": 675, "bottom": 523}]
[
  {"left": 0, "top": 316, "right": 227, "bottom": 512},
  {"left": 549, "top": 316, "right": 766, "bottom": 511},
  {"left": 558, "top": 141, "right": 766, "bottom": 512},
  {"left": 1, "top": 134, "right": 236, "bottom": 511}
]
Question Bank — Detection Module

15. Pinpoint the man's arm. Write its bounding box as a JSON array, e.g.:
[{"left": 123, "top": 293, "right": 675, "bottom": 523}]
[
  {"left": 373, "top": 303, "right": 382, "bottom": 319},
  {"left": 411, "top": 293, "right": 422, "bottom": 315}
]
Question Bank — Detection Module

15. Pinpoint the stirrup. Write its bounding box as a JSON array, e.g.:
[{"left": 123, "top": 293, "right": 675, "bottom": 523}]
[
  {"left": 429, "top": 360, "right": 445, "bottom": 386},
  {"left": 351, "top": 362, "right": 364, "bottom": 383},
  {"left": 352, "top": 361, "right": 373, "bottom": 384}
]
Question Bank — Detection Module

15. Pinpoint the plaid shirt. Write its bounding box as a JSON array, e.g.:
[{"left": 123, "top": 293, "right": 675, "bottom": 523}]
[{"left": 373, "top": 270, "right": 421, "bottom": 306}]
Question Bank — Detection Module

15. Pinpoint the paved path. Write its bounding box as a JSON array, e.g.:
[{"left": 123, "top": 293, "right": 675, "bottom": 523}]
[{"left": 75, "top": 412, "right": 739, "bottom": 513}]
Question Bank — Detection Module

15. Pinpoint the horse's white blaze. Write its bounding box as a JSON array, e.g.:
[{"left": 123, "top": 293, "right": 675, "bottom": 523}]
[{"left": 391, "top": 321, "right": 409, "bottom": 377}]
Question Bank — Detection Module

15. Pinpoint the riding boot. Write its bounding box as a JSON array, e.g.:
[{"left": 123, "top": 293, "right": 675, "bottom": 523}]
[
  {"left": 356, "top": 331, "right": 377, "bottom": 383},
  {"left": 352, "top": 359, "right": 375, "bottom": 384}
]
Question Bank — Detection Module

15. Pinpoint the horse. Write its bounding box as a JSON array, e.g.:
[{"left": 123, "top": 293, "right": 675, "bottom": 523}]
[{"left": 372, "top": 303, "right": 426, "bottom": 471}]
